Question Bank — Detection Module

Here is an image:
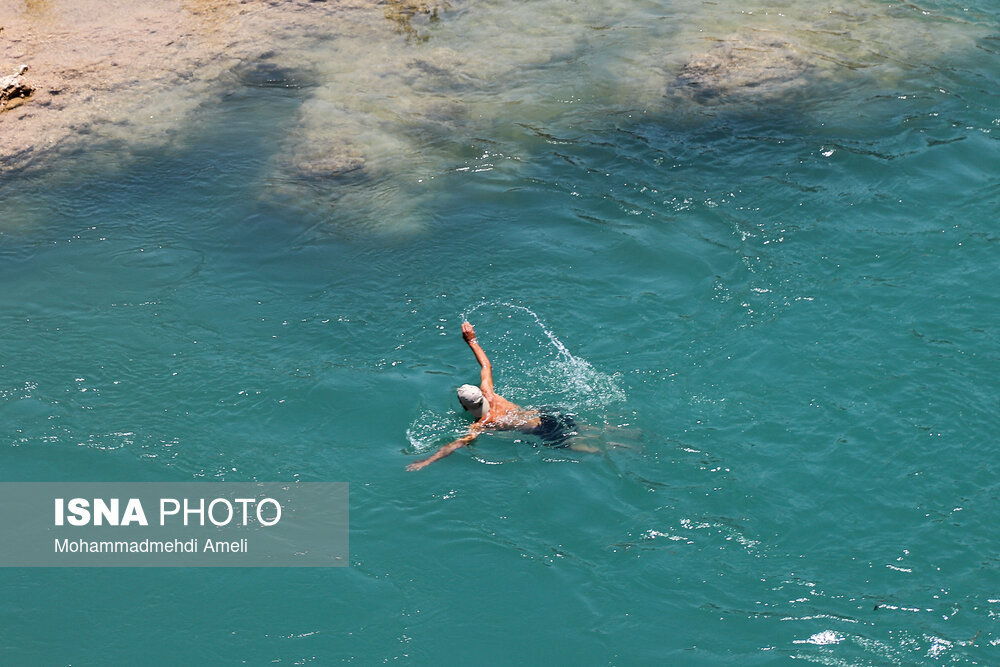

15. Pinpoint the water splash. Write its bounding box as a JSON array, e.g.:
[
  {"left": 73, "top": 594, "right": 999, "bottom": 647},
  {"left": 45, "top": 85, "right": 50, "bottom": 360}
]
[
  {"left": 405, "top": 408, "right": 467, "bottom": 453},
  {"left": 460, "top": 301, "right": 625, "bottom": 413}
]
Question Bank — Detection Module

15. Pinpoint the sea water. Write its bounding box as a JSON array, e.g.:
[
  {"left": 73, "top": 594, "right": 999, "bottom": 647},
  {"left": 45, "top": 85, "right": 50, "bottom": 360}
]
[{"left": 2, "top": 0, "right": 1000, "bottom": 663}]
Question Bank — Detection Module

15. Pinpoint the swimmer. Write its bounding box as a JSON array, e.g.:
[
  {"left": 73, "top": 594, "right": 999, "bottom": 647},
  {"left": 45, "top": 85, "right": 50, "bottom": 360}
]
[{"left": 406, "top": 321, "right": 598, "bottom": 471}]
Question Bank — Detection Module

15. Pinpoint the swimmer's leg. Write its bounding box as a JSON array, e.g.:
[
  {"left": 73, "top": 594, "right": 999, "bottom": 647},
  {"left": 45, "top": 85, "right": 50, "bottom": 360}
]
[
  {"left": 597, "top": 422, "right": 646, "bottom": 450},
  {"left": 570, "top": 424, "right": 643, "bottom": 452},
  {"left": 561, "top": 424, "right": 602, "bottom": 453}
]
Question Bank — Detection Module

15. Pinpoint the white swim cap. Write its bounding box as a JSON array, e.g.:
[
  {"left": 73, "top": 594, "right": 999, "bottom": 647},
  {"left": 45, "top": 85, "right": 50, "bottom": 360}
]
[{"left": 457, "top": 384, "right": 484, "bottom": 409}]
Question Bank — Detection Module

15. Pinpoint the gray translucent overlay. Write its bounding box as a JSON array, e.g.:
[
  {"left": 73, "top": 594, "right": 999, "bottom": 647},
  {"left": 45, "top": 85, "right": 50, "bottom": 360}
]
[{"left": 0, "top": 483, "right": 348, "bottom": 567}]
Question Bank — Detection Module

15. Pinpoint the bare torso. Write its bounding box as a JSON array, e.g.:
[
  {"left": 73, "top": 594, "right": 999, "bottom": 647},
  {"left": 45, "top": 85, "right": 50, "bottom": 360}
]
[{"left": 478, "top": 394, "right": 542, "bottom": 432}]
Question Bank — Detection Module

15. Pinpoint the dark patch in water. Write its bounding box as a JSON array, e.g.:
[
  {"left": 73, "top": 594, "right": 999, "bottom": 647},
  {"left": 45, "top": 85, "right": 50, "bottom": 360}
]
[{"left": 231, "top": 60, "right": 316, "bottom": 90}]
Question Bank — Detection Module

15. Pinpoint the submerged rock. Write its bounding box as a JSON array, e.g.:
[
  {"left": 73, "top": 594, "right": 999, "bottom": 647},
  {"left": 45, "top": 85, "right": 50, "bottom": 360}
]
[
  {"left": 288, "top": 151, "right": 367, "bottom": 179},
  {"left": 1, "top": 65, "right": 34, "bottom": 111},
  {"left": 675, "top": 32, "right": 810, "bottom": 102},
  {"left": 282, "top": 139, "right": 367, "bottom": 180}
]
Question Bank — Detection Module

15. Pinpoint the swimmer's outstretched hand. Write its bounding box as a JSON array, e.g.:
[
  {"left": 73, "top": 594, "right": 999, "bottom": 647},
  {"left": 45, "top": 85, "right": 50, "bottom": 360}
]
[
  {"left": 407, "top": 432, "right": 478, "bottom": 471},
  {"left": 462, "top": 321, "right": 476, "bottom": 342}
]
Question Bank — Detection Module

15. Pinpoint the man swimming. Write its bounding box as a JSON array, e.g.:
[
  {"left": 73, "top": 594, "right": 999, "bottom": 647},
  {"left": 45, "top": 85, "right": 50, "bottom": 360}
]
[{"left": 406, "top": 321, "right": 593, "bottom": 471}]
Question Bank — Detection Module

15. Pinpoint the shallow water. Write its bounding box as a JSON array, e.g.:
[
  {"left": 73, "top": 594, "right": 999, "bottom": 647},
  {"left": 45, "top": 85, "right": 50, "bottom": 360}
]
[{"left": 3, "top": 0, "right": 1000, "bottom": 663}]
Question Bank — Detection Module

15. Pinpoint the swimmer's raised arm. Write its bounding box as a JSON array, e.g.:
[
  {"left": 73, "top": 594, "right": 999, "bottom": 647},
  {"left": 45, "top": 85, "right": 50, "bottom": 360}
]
[
  {"left": 462, "top": 322, "right": 494, "bottom": 395},
  {"left": 406, "top": 427, "right": 481, "bottom": 471}
]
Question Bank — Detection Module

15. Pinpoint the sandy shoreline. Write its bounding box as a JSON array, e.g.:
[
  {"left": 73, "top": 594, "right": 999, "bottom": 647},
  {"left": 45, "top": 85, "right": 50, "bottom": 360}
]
[{"left": 0, "top": 0, "right": 404, "bottom": 173}]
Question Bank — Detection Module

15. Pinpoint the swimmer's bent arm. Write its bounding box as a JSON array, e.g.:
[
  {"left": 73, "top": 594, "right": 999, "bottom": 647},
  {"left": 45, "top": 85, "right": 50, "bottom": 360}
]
[
  {"left": 462, "top": 322, "right": 494, "bottom": 395},
  {"left": 406, "top": 428, "right": 480, "bottom": 471}
]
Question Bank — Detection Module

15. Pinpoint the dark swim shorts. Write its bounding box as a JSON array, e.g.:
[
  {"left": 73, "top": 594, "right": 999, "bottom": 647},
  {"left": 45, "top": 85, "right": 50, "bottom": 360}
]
[{"left": 530, "top": 411, "right": 577, "bottom": 448}]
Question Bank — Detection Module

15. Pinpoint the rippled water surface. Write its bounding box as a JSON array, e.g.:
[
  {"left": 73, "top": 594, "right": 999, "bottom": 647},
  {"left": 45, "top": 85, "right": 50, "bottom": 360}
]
[{"left": 2, "top": 0, "right": 1000, "bottom": 663}]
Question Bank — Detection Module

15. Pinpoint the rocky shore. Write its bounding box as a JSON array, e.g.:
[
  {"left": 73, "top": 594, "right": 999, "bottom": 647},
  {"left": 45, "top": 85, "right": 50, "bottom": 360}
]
[
  {"left": 1, "top": 0, "right": 987, "bottom": 180},
  {"left": 1, "top": 63, "right": 33, "bottom": 110}
]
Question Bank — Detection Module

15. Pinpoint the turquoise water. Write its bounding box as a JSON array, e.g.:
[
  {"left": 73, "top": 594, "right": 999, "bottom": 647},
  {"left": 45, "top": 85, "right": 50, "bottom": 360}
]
[{"left": 3, "top": 0, "right": 1000, "bottom": 663}]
